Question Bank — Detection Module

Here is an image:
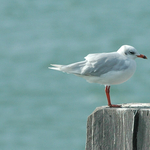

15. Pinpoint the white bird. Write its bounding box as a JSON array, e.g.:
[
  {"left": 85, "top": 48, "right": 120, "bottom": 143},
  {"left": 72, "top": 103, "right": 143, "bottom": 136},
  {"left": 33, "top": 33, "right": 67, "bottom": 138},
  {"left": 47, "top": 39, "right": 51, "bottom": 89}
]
[{"left": 49, "top": 45, "right": 147, "bottom": 107}]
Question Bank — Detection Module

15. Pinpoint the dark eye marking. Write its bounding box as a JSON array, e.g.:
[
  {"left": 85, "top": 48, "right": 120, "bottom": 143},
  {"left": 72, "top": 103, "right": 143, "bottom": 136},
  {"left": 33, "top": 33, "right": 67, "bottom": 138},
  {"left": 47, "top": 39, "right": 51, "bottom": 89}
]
[{"left": 129, "top": 51, "right": 135, "bottom": 55}]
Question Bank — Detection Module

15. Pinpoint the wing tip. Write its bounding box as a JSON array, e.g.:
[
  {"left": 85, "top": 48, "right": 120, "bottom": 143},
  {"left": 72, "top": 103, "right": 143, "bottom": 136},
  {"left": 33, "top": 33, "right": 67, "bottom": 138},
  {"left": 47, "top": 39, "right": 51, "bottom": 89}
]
[{"left": 48, "top": 64, "right": 62, "bottom": 71}]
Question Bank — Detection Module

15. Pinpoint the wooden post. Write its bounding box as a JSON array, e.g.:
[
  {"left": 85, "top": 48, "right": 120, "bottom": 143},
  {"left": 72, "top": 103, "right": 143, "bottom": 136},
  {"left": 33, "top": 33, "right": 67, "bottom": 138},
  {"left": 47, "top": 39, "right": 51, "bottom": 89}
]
[{"left": 85, "top": 103, "right": 150, "bottom": 150}]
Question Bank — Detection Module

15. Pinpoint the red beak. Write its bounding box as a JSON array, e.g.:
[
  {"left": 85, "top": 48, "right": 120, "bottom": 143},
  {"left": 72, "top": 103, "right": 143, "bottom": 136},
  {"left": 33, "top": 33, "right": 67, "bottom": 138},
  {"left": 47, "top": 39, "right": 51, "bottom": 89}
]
[{"left": 137, "top": 54, "right": 147, "bottom": 59}]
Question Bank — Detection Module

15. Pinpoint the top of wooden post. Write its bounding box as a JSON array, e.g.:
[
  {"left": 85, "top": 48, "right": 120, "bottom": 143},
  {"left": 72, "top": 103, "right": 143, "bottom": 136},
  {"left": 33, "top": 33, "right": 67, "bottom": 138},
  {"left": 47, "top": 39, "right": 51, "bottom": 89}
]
[
  {"left": 93, "top": 103, "right": 150, "bottom": 112},
  {"left": 86, "top": 103, "right": 150, "bottom": 150}
]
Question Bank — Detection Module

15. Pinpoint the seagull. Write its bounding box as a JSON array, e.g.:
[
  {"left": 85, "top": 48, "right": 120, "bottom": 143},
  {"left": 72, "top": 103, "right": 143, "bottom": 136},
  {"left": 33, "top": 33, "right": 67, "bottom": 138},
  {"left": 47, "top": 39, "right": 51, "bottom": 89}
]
[{"left": 49, "top": 45, "right": 147, "bottom": 107}]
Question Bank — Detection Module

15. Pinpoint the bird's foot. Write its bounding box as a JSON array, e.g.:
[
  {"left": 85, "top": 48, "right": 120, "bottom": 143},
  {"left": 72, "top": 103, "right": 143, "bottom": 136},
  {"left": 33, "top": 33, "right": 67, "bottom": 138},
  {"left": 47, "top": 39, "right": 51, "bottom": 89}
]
[{"left": 109, "top": 104, "right": 121, "bottom": 108}]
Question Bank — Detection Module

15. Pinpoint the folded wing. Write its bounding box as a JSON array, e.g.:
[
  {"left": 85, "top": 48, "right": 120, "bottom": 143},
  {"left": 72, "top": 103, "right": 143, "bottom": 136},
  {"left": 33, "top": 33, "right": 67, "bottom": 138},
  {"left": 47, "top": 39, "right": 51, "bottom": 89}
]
[{"left": 49, "top": 52, "right": 129, "bottom": 77}]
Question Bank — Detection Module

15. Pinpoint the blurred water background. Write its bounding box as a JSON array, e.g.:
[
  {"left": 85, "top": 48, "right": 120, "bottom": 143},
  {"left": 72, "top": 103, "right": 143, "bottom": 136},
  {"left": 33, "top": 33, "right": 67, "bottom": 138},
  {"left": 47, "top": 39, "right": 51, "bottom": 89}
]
[{"left": 1, "top": 0, "right": 150, "bottom": 150}]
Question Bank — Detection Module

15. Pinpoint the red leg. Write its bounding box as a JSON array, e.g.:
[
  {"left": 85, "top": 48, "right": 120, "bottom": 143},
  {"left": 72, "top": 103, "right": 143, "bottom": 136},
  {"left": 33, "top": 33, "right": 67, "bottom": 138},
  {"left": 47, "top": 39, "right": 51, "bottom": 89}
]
[{"left": 105, "top": 86, "right": 121, "bottom": 108}]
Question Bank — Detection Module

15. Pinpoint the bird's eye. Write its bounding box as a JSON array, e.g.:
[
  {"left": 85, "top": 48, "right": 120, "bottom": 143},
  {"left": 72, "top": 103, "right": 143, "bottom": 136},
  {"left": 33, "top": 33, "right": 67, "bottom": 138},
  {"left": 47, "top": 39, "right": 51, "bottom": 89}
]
[{"left": 129, "top": 51, "right": 135, "bottom": 55}]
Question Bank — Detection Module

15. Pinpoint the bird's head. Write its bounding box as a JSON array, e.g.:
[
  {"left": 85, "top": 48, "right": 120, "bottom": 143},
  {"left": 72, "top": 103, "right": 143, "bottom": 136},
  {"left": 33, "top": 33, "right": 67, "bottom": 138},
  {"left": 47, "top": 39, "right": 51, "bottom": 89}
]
[{"left": 117, "top": 45, "right": 147, "bottom": 60}]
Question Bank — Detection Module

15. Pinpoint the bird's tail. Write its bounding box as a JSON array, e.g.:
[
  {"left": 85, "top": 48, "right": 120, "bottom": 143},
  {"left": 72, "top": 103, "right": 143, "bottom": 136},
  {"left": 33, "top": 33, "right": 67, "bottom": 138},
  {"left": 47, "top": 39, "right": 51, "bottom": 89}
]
[
  {"left": 48, "top": 64, "right": 63, "bottom": 71},
  {"left": 49, "top": 61, "right": 86, "bottom": 74}
]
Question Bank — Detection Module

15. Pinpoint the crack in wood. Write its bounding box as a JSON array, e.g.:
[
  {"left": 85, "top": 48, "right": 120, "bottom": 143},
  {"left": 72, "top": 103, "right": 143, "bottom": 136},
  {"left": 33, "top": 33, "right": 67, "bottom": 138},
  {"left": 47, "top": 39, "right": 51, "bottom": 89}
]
[{"left": 133, "top": 110, "right": 139, "bottom": 150}]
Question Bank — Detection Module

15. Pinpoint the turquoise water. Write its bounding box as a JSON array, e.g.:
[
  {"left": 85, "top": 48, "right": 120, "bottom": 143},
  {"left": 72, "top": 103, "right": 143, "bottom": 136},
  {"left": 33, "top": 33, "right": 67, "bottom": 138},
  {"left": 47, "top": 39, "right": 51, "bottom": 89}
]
[{"left": 1, "top": 0, "right": 150, "bottom": 149}]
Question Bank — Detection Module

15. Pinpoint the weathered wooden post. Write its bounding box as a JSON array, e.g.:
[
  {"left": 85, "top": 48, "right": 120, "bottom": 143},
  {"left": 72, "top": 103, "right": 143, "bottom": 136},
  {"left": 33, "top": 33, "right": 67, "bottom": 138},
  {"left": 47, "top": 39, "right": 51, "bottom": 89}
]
[{"left": 85, "top": 103, "right": 150, "bottom": 150}]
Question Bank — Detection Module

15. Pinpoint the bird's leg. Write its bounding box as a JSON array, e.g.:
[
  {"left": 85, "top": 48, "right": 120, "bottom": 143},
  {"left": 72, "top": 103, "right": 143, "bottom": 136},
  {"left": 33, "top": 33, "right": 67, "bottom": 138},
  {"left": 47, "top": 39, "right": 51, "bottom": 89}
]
[
  {"left": 105, "top": 86, "right": 111, "bottom": 106},
  {"left": 105, "top": 86, "right": 121, "bottom": 108}
]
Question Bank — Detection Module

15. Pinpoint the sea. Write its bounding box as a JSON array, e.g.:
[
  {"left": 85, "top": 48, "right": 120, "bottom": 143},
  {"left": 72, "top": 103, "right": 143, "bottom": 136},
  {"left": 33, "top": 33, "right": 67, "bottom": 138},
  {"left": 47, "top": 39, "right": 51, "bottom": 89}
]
[{"left": 1, "top": 0, "right": 150, "bottom": 150}]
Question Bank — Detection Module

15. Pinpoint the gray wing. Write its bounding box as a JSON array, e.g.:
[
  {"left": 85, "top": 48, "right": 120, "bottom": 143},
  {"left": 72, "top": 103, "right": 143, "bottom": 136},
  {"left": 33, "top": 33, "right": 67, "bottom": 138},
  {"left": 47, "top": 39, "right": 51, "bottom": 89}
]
[
  {"left": 60, "top": 61, "right": 87, "bottom": 74},
  {"left": 80, "top": 52, "right": 129, "bottom": 76},
  {"left": 59, "top": 52, "right": 129, "bottom": 76}
]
